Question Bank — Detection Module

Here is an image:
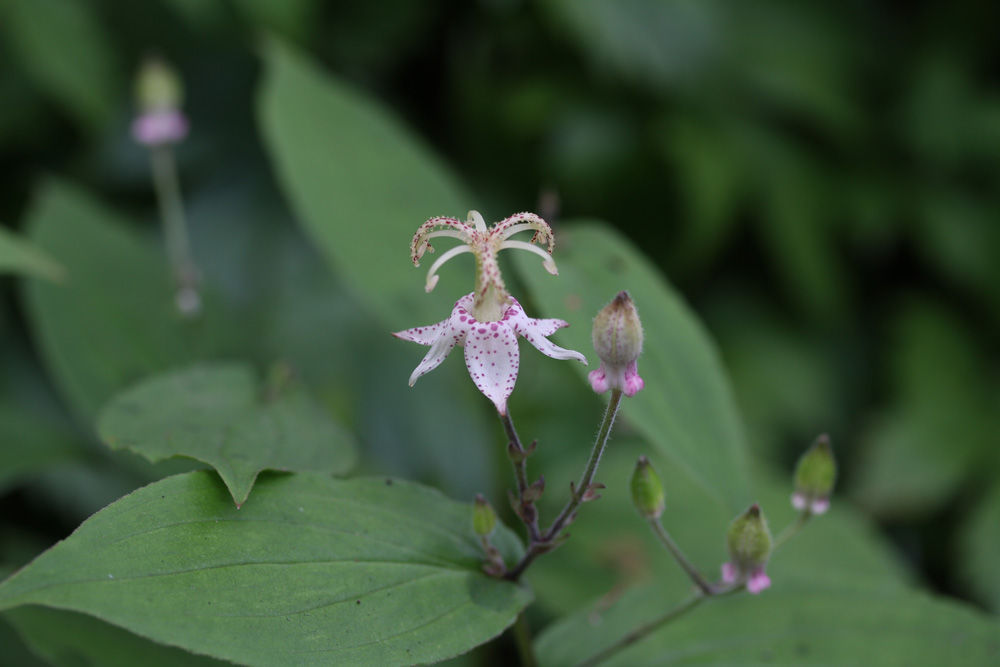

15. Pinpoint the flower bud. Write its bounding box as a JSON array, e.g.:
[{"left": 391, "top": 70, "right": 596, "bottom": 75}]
[
  {"left": 721, "top": 503, "right": 772, "bottom": 594},
  {"left": 630, "top": 456, "right": 665, "bottom": 519},
  {"left": 588, "top": 291, "right": 645, "bottom": 397},
  {"left": 472, "top": 494, "right": 497, "bottom": 537},
  {"left": 792, "top": 434, "right": 836, "bottom": 515},
  {"left": 135, "top": 58, "right": 184, "bottom": 112},
  {"left": 131, "top": 58, "right": 188, "bottom": 146}
]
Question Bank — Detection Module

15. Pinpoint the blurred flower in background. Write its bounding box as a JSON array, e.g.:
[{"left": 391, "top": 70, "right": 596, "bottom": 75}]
[{"left": 0, "top": 0, "right": 998, "bottom": 619}]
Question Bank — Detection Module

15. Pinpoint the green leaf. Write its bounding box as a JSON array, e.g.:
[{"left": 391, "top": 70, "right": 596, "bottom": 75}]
[
  {"left": 957, "top": 482, "right": 1000, "bottom": 612},
  {"left": 536, "top": 583, "right": 999, "bottom": 666},
  {"left": 0, "top": 226, "right": 64, "bottom": 282},
  {"left": 98, "top": 362, "right": 357, "bottom": 507},
  {"left": 0, "top": 404, "right": 83, "bottom": 493},
  {"left": 0, "top": 615, "right": 48, "bottom": 667},
  {"left": 540, "top": 0, "right": 720, "bottom": 91},
  {"left": 258, "top": 38, "right": 471, "bottom": 331},
  {"left": 514, "top": 222, "right": 751, "bottom": 512},
  {"left": 849, "top": 299, "right": 995, "bottom": 518},
  {"left": 0, "top": 472, "right": 531, "bottom": 666},
  {"left": 0, "top": 0, "right": 121, "bottom": 130},
  {"left": 21, "top": 179, "right": 236, "bottom": 422},
  {"left": 4, "top": 607, "right": 227, "bottom": 667}
]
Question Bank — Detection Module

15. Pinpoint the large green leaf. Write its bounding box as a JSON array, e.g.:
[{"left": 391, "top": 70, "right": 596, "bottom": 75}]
[
  {"left": 4, "top": 607, "right": 227, "bottom": 667},
  {"left": 21, "top": 180, "right": 236, "bottom": 422},
  {"left": 514, "top": 222, "right": 751, "bottom": 511},
  {"left": 257, "top": 38, "right": 471, "bottom": 331},
  {"left": 98, "top": 363, "right": 357, "bottom": 507},
  {"left": 535, "top": 583, "right": 998, "bottom": 665},
  {"left": 0, "top": 226, "right": 64, "bottom": 282},
  {"left": 0, "top": 0, "right": 121, "bottom": 130},
  {"left": 0, "top": 472, "right": 531, "bottom": 666},
  {"left": 957, "top": 482, "right": 1000, "bottom": 613}
]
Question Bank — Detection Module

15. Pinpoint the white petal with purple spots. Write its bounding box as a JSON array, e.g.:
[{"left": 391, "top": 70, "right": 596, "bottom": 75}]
[{"left": 464, "top": 321, "right": 520, "bottom": 415}]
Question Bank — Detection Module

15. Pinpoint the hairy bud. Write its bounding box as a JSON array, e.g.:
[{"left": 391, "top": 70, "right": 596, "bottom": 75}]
[
  {"left": 630, "top": 456, "right": 665, "bottom": 519},
  {"left": 588, "top": 291, "right": 645, "bottom": 396},
  {"left": 472, "top": 494, "right": 497, "bottom": 537},
  {"left": 792, "top": 434, "right": 836, "bottom": 514}
]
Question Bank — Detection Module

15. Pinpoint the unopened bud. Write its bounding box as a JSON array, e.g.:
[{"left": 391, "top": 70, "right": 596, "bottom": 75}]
[
  {"left": 588, "top": 291, "right": 645, "bottom": 397},
  {"left": 135, "top": 58, "right": 184, "bottom": 112},
  {"left": 792, "top": 434, "right": 836, "bottom": 514},
  {"left": 131, "top": 57, "right": 188, "bottom": 146},
  {"left": 472, "top": 494, "right": 497, "bottom": 537},
  {"left": 630, "top": 456, "right": 665, "bottom": 519},
  {"left": 721, "top": 504, "right": 772, "bottom": 594}
]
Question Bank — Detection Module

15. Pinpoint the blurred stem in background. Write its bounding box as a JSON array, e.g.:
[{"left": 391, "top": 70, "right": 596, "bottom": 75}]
[{"left": 150, "top": 144, "right": 200, "bottom": 315}]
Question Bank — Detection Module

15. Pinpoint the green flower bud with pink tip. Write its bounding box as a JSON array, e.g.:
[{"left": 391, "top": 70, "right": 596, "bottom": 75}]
[
  {"left": 589, "top": 291, "right": 644, "bottom": 396},
  {"left": 721, "top": 503, "right": 772, "bottom": 594},
  {"left": 132, "top": 57, "right": 188, "bottom": 146},
  {"left": 792, "top": 434, "right": 836, "bottom": 515}
]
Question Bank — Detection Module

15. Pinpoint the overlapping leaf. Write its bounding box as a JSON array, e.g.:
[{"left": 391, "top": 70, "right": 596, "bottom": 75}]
[
  {"left": 258, "top": 38, "right": 471, "bottom": 331},
  {"left": 98, "top": 363, "right": 357, "bottom": 506},
  {"left": 0, "top": 227, "right": 64, "bottom": 282},
  {"left": 0, "top": 472, "right": 531, "bottom": 666}
]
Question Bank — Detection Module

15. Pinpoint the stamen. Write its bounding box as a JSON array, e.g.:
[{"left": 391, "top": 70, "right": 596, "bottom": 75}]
[
  {"left": 501, "top": 239, "right": 558, "bottom": 275},
  {"left": 468, "top": 210, "right": 488, "bottom": 233},
  {"left": 425, "top": 244, "right": 472, "bottom": 292},
  {"left": 411, "top": 216, "right": 472, "bottom": 265}
]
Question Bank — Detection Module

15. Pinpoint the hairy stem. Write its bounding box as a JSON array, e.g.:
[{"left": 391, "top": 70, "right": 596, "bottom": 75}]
[
  {"left": 504, "top": 389, "right": 623, "bottom": 581},
  {"left": 501, "top": 410, "right": 541, "bottom": 541},
  {"left": 774, "top": 510, "right": 812, "bottom": 550},
  {"left": 578, "top": 593, "right": 705, "bottom": 667},
  {"left": 648, "top": 519, "right": 714, "bottom": 595}
]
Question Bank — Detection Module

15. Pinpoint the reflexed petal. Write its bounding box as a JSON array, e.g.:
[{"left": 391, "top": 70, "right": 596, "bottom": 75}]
[
  {"left": 393, "top": 320, "right": 446, "bottom": 345},
  {"left": 518, "top": 325, "right": 587, "bottom": 364},
  {"left": 464, "top": 322, "right": 519, "bottom": 414},
  {"left": 408, "top": 334, "right": 457, "bottom": 386}
]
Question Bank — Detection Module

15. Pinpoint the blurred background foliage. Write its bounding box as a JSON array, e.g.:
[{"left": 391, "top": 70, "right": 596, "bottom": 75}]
[{"left": 0, "top": 0, "right": 998, "bottom": 650}]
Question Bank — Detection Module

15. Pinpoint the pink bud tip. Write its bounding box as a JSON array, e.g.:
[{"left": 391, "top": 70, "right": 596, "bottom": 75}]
[
  {"left": 810, "top": 497, "right": 830, "bottom": 514},
  {"left": 721, "top": 562, "right": 737, "bottom": 584},
  {"left": 791, "top": 492, "right": 807, "bottom": 511},
  {"left": 588, "top": 368, "right": 609, "bottom": 394},
  {"left": 622, "top": 361, "right": 644, "bottom": 397},
  {"left": 131, "top": 109, "right": 188, "bottom": 146},
  {"left": 746, "top": 569, "right": 771, "bottom": 594}
]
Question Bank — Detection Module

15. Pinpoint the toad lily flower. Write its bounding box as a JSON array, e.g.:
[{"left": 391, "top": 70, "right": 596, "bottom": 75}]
[{"left": 394, "top": 210, "right": 587, "bottom": 414}]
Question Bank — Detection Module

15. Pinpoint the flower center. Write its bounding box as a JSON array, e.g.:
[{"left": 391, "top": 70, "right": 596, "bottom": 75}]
[{"left": 410, "top": 210, "right": 559, "bottom": 322}]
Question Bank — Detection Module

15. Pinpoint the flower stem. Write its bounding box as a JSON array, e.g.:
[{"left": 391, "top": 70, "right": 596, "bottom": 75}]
[
  {"left": 504, "top": 389, "right": 623, "bottom": 581},
  {"left": 501, "top": 410, "right": 541, "bottom": 541},
  {"left": 773, "top": 510, "right": 812, "bottom": 550},
  {"left": 578, "top": 592, "right": 705, "bottom": 667},
  {"left": 150, "top": 144, "right": 200, "bottom": 315},
  {"left": 511, "top": 611, "right": 537, "bottom": 667},
  {"left": 648, "top": 519, "right": 714, "bottom": 595}
]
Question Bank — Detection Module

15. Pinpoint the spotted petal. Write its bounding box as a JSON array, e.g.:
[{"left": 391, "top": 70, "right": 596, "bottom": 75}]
[
  {"left": 508, "top": 305, "right": 587, "bottom": 364},
  {"left": 406, "top": 334, "right": 458, "bottom": 386},
  {"left": 392, "top": 320, "right": 445, "bottom": 345},
  {"left": 464, "top": 323, "right": 520, "bottom": 415}
]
